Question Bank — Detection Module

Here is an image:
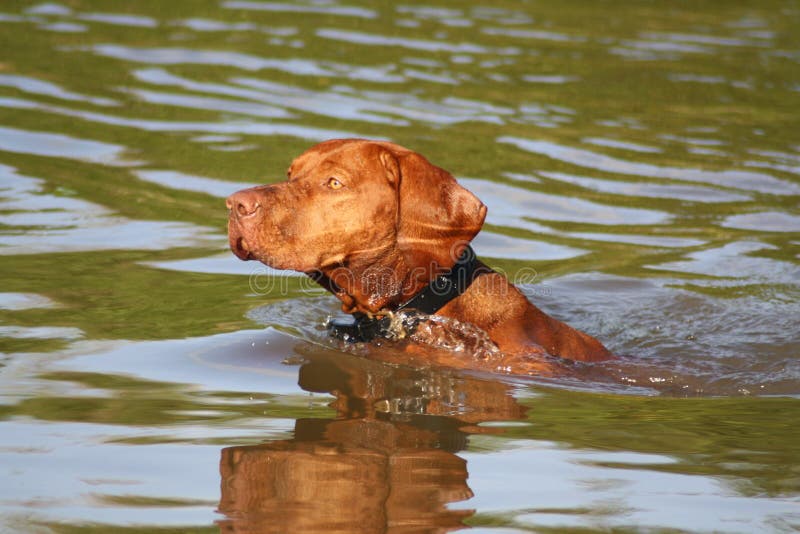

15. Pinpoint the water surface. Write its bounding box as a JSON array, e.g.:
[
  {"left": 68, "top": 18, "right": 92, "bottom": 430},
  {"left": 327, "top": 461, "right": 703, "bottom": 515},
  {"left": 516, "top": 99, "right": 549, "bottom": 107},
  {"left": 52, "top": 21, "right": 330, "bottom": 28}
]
[{"left": 1, "top": 1, "right": 799, "bottom": 532}]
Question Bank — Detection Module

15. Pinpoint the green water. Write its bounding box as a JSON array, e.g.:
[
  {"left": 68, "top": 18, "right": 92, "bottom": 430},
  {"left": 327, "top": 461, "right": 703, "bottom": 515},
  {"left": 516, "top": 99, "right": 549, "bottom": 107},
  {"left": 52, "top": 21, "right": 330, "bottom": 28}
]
[{"left": 1, "top": 0, "right": 799, "bottom": 532}]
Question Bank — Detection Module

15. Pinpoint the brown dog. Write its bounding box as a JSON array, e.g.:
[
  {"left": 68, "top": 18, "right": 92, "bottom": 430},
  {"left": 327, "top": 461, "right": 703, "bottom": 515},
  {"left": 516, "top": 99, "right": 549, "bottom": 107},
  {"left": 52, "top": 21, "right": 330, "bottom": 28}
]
[{"left": 227, "top": 139, "right": 612, "bottom": 372}]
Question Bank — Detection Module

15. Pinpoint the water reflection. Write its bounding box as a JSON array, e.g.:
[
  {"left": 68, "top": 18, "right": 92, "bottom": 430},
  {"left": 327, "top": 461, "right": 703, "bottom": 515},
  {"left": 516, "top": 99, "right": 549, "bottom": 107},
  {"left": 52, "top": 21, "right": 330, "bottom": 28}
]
[{"left": 218, "top": 345, "right": 526, "bottom": 532}]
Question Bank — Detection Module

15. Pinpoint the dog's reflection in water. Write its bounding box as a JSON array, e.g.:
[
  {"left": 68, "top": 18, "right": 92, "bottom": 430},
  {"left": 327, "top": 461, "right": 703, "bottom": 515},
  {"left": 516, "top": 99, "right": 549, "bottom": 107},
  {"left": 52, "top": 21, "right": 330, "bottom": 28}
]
[{"left": 217, "top": 345, "right": 526, "bottom": 533}]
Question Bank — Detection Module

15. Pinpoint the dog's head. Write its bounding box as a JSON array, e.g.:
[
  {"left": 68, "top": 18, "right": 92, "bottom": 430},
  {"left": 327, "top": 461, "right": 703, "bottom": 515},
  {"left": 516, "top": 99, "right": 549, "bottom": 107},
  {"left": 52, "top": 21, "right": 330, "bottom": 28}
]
[{"left": 227, "top": 139, "right": 486, "bottom": 310}]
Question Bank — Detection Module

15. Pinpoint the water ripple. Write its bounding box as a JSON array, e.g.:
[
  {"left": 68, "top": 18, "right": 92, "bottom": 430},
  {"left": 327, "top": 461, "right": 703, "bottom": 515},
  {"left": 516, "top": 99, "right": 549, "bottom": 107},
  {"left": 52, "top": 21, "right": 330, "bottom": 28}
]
[
  {"left": 639, "top": 31, "right": 764, "bottom": 48},
  {"left": 722, "top": 211, "right": 800, "bottom": 233},
  {"left": 144, "top": 254, "right": 299, "bottom": 277},
  {"left": 395, "top": 5, "right": 472, "bottom": 27},
  {"left": 132, "top": 68, "right": 403, "bottom": 124},
  {"left": 125, "top": 88, "right": 294, "bottom": 119},
  {"left": 566, "top": 232, "right": 705, "bottom": 248},
  {"left": 0, "top": 73, "right": 117, "bottom": 106},
  {"left": 24, "top": 3, "right": 71, "bottom": 16},
  {"left": 0, "top": 96, "right": 362, "bottom": 141},
  {"left": 0, "top": 125, "right": 129, "bottom": 165},
  {"left": 645, "top": 241, "right": 800, "bottom": 285},
  {"left": 0, "top": 293, "right": 59, "bottom": 311},
  {"left": 482, "top": 26, "right": 586, "bottom": 43},
  {"left": 173, "top": 17, "right": 295, "bottom": 35},
  {"left": 39, "top": 21, "right": 86, "bottom": 33},
  {"left": 472, "top": 231, "right": 586, "bottom": 261},
  {"left": 0, "top": 165, "right": 220, "bottom": 255},
  {"left": 0, "top": 325, "right": 83, "bottom": 340},
  {"left": 316, "top": 28, "right": 519, "bottom": 55},
  {"left": 222, "top": 1, "right": 377, "bottom": 19},
  {"left": 134, "top": 170, "right": 254, "bottom": 198},
  {"left": 521, "top": 75, "right": 579, "bottom": 84},
  {"left": 460, "top": 177, "right": 670, "bottom": 227},
  {"left": 537, "top": 171, "right": 751, "bottom": 203},
  {"left": 77, "top": 12, "right": 158, "bottom": 28},
  {"left": 130, "top": 67, "right": 512, "bottom": 125},
  {"left": 89, "top": 44, "right": 335, "bottom": 76},
  {"left": 582, "top": 137, "right": 662, "bottom": 154},
  {"left": 499, "top": 135, "right": 800, "bottom": 195}
]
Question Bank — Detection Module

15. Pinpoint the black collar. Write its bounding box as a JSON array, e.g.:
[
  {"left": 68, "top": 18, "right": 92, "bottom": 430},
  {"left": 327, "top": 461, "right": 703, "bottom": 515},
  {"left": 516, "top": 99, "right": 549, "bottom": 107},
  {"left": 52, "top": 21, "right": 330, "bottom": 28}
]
[{"left": 327, "top": 245, "right": 477, "bottom": 342}]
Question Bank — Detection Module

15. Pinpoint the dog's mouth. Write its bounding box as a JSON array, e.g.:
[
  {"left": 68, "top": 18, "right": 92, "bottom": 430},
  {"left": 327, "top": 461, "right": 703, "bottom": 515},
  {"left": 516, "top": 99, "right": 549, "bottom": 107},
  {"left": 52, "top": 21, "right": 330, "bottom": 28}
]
[{"left": 229, "top": 232, "right": 254, "bottom": 261}]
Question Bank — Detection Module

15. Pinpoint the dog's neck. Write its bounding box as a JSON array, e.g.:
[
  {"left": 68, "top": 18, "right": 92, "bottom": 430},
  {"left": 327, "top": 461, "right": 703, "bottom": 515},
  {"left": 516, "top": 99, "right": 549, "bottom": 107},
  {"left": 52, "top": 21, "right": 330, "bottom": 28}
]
[
  {"left": 324, "top": 246, "right": 479, "bottom": 343},
  {"left": 308, "top": 247, "right": 402, "bottom": 315},
  {"left": 310, "top": 245, "right": 474, "bottom": 316}
]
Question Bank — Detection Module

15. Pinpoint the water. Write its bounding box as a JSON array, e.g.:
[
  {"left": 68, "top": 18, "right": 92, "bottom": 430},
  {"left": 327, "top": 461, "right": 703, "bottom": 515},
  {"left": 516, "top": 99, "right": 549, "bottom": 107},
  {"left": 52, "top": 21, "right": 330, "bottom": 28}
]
[{"left": 1, "top": 1, "right": 799, "bottom": 531}]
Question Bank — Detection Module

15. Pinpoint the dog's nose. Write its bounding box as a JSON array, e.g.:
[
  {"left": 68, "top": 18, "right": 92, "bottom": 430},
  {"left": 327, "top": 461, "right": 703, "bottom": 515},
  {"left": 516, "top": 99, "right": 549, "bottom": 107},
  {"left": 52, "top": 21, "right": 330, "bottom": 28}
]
[{"left": 226, "top": 189, "right": 261, "bottom": 218}]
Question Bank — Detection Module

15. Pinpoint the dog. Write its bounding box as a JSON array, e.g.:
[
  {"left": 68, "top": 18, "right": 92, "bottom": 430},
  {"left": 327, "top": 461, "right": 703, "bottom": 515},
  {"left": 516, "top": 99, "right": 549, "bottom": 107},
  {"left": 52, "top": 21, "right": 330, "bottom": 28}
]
[{"left": 227, "top": 139, "right": 613, "bottom": 374}]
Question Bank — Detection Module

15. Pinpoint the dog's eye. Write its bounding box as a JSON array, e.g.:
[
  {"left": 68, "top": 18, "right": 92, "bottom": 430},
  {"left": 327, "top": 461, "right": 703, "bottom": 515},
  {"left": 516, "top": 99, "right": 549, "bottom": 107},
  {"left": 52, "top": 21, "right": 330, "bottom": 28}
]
[{"left": 327, "top": 177, "right": 344, "bottom": 190}]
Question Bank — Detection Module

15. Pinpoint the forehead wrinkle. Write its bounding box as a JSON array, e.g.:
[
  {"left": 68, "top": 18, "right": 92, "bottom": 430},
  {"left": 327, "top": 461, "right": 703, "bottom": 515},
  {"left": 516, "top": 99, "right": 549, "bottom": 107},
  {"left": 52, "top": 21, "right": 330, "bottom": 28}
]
[{"left": 292, "top": 145, "right": 365, "bottom": 178}]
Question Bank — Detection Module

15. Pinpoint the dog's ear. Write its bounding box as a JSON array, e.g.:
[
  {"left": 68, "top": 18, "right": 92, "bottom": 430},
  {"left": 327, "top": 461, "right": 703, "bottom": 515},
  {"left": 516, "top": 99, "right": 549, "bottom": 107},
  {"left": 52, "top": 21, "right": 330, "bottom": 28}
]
[{"left": 389, "top": 149, "right": 487, "bottom": 271}]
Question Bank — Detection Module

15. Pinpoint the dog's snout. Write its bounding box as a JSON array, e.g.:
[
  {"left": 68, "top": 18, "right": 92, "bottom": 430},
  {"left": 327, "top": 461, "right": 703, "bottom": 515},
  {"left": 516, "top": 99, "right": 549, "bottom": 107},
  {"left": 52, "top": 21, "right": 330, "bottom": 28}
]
[{"left": 227, "top": 190, "right": 261, "bottom": 218}]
